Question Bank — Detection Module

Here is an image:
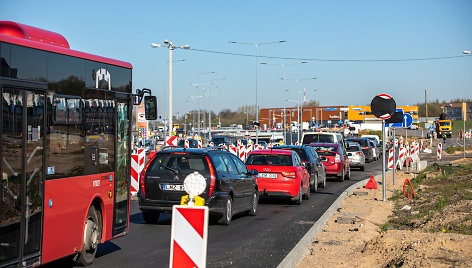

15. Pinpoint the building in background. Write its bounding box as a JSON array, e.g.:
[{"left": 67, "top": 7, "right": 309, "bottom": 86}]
[{"left": 443, "top": 102, "right": 472, "bottom": 121}]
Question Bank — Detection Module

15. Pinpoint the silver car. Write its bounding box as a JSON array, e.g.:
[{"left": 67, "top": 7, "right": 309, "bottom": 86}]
[{"left": 346, "top": 142, "right": 365, "bottom": 171}]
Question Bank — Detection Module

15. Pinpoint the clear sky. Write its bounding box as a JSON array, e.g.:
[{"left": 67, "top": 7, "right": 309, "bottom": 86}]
[{"left": 2, "top": 0, "right": 471, "bottom": 118}]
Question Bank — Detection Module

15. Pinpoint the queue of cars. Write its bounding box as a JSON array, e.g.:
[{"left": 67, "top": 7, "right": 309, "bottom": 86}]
[{"left": 137, "top": 132, "right": 380, "bottom": 225}]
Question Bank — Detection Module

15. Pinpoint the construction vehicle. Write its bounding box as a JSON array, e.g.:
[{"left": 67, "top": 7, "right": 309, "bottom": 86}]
[{"left": 436, "top": 113, "right": 452, "bottom": 138}]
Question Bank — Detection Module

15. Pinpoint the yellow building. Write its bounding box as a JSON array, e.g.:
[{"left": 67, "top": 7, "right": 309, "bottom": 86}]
[{"left": 347, "top": 105, "right": 418, "bottom": 122}]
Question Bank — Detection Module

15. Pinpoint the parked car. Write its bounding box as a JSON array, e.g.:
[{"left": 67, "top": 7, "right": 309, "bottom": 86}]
[
  {"left": 272, "top": 145, "right": 326, "bottom": 192},
  {"left": 345, "top": 138, "right": 374, "bottom": 163},
  {"left": 346, "top": 142, "right": 365, "bottom": 171},
  {"left": 211, "top": 136, "right": 233, "bottom": 147},
  {"left": 309, "top": 143, "right": 350, "bottom": 182},
  {"left": 245, "top": 149, "right": 310, "bottom": 205},
  {"left": 177, "top": 139, "right": 199, "bottom": 148},
  {"left": 138, "top": 147, "right": 259, "bottom": 225}
]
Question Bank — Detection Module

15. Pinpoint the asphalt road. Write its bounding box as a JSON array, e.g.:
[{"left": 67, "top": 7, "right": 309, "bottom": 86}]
[{"left": 45, "top": 158, "right": 387, "bottom": 268}]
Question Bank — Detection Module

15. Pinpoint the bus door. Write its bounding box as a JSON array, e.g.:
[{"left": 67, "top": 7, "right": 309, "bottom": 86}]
[
  {"left": 1, "top": 88, "right": 45, "bottom": 267},
  {"left": 112, "top": 100, "right": 130, "bottom": 237}
]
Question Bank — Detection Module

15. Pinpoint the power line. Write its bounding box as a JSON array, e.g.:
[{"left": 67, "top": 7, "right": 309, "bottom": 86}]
[{"left": 188, "top": 48, "right": 471, "bottom": 62}]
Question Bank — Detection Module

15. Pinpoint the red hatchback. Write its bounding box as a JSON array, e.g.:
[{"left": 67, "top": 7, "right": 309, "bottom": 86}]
[
  {"left": 310, "top": 143, "right": 350, "bottom": 182},
  {"left": 246, "top": 149, "right": 310, "bottom": 205}
]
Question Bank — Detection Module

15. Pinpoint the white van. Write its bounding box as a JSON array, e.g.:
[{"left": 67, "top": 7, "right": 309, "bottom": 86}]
[{"left": 301, "top": 132, "right": 344, "bottom": 147}]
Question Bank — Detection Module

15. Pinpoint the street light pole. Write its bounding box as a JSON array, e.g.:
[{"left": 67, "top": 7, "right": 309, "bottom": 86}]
[
  {"left": 230, "top": 40, "right": 286, "bottom": 144},
  {"left": 151, "top": 41, "right": 190, "bottom": 136}
]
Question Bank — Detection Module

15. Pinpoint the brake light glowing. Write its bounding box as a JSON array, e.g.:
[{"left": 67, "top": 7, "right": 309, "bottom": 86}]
[
  {"left": 206, "top": 156, "right": 216, "bottom": 196},
  {"left": 335, "top": 154, "right": 341, "bottom": 163},
  {"left": 140, "top": 159, "right": 153, "bottom": 196},
  {"left": 362, "top": 146, "right": 368, "bottom": 150},
  {"left": 356, "top": 152, "right": 363, "bottom": 155},
  {"left": 282, "top": 171, "right": 296, "bottom": 178}
]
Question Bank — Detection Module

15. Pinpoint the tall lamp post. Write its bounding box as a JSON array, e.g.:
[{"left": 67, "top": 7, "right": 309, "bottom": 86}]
[
  {"left": 151, "top": 40, "right": 190, "bottom": 136},
  {"left": 463, "top": 50, "right": 471, "bottom": 158},
  {"left": 230, "top": 40, "right": 286, "bottom": 144},
  {"left": 261, "top": 61, "right": 307, "bottom": 144},
  {"left": 286, "top": 77, "right": 317, "bottom": 143}
]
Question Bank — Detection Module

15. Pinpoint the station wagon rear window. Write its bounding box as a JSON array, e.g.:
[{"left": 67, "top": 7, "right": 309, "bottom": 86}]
[
  {"left": 246, "top": 154, "right": 293, "bottom": 166},
  {"left": 147, "top": 154, "right": 209, "bottom": 174},
  {"left": 302, "top": 134, "right": 335, "bottom": 144}
]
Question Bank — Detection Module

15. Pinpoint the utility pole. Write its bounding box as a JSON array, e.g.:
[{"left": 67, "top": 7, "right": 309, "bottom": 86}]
[{"left": 425, "top": 89, "right": 428, "bottom": 126}]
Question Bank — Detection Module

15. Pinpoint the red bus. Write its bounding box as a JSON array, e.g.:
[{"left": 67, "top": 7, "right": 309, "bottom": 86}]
[{"left": 0, "top": 21, "right": 134, "bottom": 267}]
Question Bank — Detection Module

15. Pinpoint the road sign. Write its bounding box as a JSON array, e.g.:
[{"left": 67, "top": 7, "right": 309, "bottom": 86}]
[
  {"left": 429, "top": 126, "right": 434, "bottom": 132},
  {"left": 338, "top": 120, "right": 343, "bottom": 124},
  {"left": 325, "top": 108, "right": 337, "bottom": 111},
  {"left": 402, "top": 113, "right": 413, "bottom": 128},
  {"left": 370, "top": 94, "right": 396, "bottom": 120}
]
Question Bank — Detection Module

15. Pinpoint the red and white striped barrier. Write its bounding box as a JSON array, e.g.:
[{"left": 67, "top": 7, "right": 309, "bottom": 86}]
[
  {"left": 254, "top": 144, "right": 260, "bottom": 151},
  {"left": 397, "top": 146, "right": 406, "bottom": 169},
  {"left": 198, "top": 140, "right": 203, "bottom": 149},
  {"left": 246, "top": 142, "right": 253, "bottom": 157},
  {"left": 131, "top": 148, "right": 145, "bottom": 195},
  {"left": 209, "top": 142, "right": 214, "bottom": 147},
  {"left": 434, "top": 132, "right": 437, "bottom": 139},
  {"left": 388, "top": 148, "right": 394, "bottom": 169},
  {"left": 267, "top": 143, "right": 272, "bottom": 149},
  {"left": 165, "top": 136, "right": 178, "bottom": 146},
  {"left": 221, "top": 144, "right": 227, "bottom": 149},
  {"left": 394, "top": 139, "right": 398, "bottom": 148},
  {"left": 399, "top": 136, "right": 404, "bottom": 148},
  {"left": 437, "top": 143, "right": 442, "bottom": 160},
  {"left": 184, "top": 140, "right": 190, "bottom": 149},
  {"left": 238, "top": 145, "right": 246, "bottom": 162},
  {"left": 170, "top": 206, "right": 208, "bottom": 268},
  {"left": 229, "top": 144, "right": 237, "bottom": 155}
]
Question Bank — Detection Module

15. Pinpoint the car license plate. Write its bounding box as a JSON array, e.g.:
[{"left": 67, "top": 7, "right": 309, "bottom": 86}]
[
  {"left": 257, "top": 173, "right": 277, "bottom": 179},
  {"left": 163, "top": 184, "right": 185, "bottom": 191}
]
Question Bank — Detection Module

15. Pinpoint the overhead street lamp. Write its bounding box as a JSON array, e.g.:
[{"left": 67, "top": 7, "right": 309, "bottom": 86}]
[
  {"left": 230, "top": 40, "right": 286, "bottom": 144},
  {"left": 151, "top": 40, "right": 190, "bottom": 136},
  {"left": 286, "top": 77, "right": 317, "bottom": 143},
  {"left": 193, "top": 78, "right": 225, "bottom": 142},
  {"left": 261, "top": 61, "right": 307, "bottom": 144}
]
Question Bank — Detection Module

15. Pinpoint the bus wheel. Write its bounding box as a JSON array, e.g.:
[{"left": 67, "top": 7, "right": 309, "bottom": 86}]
[{"left": 77, "top": 206, "right": 101, "bottom": 266}]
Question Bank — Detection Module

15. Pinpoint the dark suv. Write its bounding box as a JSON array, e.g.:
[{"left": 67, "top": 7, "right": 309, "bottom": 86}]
[
  {"left": 138, "top": 148, "right": 259, "bottom": 225},
  {"left": 272, "top": 145, "right": 327, "bottom": 192},
  {"left": 345, "top": 138, "right": 374, "bottom": 163}
]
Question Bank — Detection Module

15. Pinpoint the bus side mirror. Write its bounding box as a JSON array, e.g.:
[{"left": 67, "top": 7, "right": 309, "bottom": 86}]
[{"left": 144, "top": 96, "right": 157, "bottom": 120}]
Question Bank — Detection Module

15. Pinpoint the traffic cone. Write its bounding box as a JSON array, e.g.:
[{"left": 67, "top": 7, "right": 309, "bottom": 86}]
[{"left": 365, "top": 176, "right": 377, "bottom": 189}]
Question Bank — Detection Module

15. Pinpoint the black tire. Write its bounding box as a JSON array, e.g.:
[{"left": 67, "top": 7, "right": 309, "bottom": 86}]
[
  {"left": 291, "top": 185, "right": 303, "bottom": 205},
  {"left": 337, "top": 169, "right": 345, "bottom": 182},
  {"left": 360, "top": 165, "right": 365, "bottom": 171},
  {"left": 319, "top": 174, "right": 326, "bottom": 188},
  {"left": 346, "top": 167, "right": 351, "bottom": 180},
  {"left": 303, "top": 185, "right": 310, "bottom": 200},
  {"left": 310, "top": 174, "right": 318, "bottom": 192},
  {"left": 142, "top": 210, "right": 160, "bottom": 224},
  {"left": 77, "top": 207, "right": 101, "bottom": 266},
  {"left": 218, "top": 197, "right": 233, "bottom": 225},
  {"left": 247, "top": 191, "right": 258, "bottom": 216}
]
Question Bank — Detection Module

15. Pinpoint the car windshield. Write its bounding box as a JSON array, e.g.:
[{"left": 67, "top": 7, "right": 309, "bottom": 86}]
[
  {"left": 439, "top": 121, "right": 451, "bottom": 126},
  {"left": 347, "top": 139, "right": 368, "bottom": 147},
  {"left": 277, "top": 148, "right": 308, "bottom": 161},
  {"left": 302, "top": 134, "right": 334, "bottom": 144},
  {"left": 246, "top": 154, "right": 293, "bottom": 166},
  {"left": 147, "top": 154, "right": 209, "bottom": 175}
]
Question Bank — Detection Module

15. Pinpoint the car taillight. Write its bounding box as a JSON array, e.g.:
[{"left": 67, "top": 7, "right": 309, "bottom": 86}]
[
  {"left": 140, "top": 160, "right": 152, "bottom": 196},
  {"left": 362, "top": 146, "right": 368, "bottom": 150},
  {"left": 205, "top": 156, "right": 216, "bottom": 196},
  {"left": 335, "top": 154, "right": 341, "bottom": 163},
  {"left": 356, "top": 152, "right": 363, "bottom": 155},
  {"left": 282, "top": 172, "right": 296, "bottom": 178}
]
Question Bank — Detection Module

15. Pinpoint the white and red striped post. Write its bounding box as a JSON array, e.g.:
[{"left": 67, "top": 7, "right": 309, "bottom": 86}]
[
  {"left": 130, "top": 148, "right": 145, "bottom": 195},
  {"left": 165, "top": 136, "right": 178, "bottom": 146},
  {"left": 229, "top": 144, "right": 237, "bottom": 155},
  {"left": 437, "top": 143, "right": 442, "bottom": 160},
  {"left": 170, "top": 206, "right": 209, "bottom": 268},
  {"left": 388, "top": 148, "right": 394, "bottom": 169},
  {"left": 198, "top": 139, "right": 203, "bottom": 149},
  {"left": 238, "top": 145, "right": 246, "bottom": 162},
  {"left": 184, "top": 140, "right": 190, "bottom": 149}
]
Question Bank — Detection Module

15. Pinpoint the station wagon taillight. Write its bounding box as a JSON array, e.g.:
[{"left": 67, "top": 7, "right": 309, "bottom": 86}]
[
  {"left": 140, "top": 160, "right": 152, "bottom": 196},
  {"left": 356, "top": 152, "right": 363, "bottom": 155},
  {"left": 282, "top": 172, "right": 296, "bottom": 178},
  {"left": 206, "top": 156, "right": 216, "bottom": 196}
]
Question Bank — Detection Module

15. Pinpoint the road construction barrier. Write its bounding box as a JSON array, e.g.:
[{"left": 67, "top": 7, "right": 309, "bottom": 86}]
[
  {"left": 397, "top": 146, "right": 406, "bottom": 169},
  {"left": 170, "top": 205, "right": 208, "bottom": 268},
  {"left": 395, "top": 138, "right": 398, "bottom": 148},
  {"left": 130, "top": 148, "right": 145, "bottom": 195},
  {"left": 434, "top": 132, "right": 437, "bottom": 139},
  {"left": 246, "top": 142, "right": 253, "bottom": 157},
  {"left": 254, "top": 144, "right": 260, "bottom": 151},
  {"left": 209, "top": 142, "right": 214, "bottom": 147},
  {"left": 238, "top": 145, "right": 246, "bottom": 162},
  {"left": 198, "top": 139, "right": 202, "bottom": 149},
  {"left": 399, "top": 136, "right": 404, "bottom": 148},
  {"left": 388, "top": 148, "right": 394, "bottom": 169},
  {"left": 229, "top": 144, "right": 237, "bottom": 155},
  {"left": 185, "top": 140, "right": 190, "bottom": 149},
  {"left": 437, "top": 143, "right": 442, "bottom": 160},
  {"left": 267, "top": 143, "right": 272, "bottom": 149},
  {"left": 165, "top": 136, "right": 178, "bottom": 146}
]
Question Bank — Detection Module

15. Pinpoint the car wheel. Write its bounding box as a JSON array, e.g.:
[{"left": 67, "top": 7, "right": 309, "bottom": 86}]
[
  {"left": 142, "top": 210, "right": 160, "bottom": 224},
  {"left": 247, "top": 191, "right": 258, "bottom": 216},
  {"left": 319, "top": 174, "right": 326, "bottom": 188},
  {"left": 346, "top": 167, "right": 351, "bottom": 180},
  {"left": 303, "top": 184, "right": 310, "bottom": 200},
  {"left": 337, "top": 169, "right": 345, "bottom": 182},
  {"left": 310, "top": 174, "right": 318, "bottom": 192},
  {"left": 218, "top": 197, "right": 233, "bottom": 225},
  {"left": 291, "top": 185, "right": 303, "bottom": 205},
  {"left": 76, "top": 206, "right": 101, "bottom": 266}
]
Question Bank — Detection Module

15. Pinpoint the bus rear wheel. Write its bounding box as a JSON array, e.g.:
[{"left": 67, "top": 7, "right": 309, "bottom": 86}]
[{"left": 77, "top": 206, "right": 101, "bottom": 266}]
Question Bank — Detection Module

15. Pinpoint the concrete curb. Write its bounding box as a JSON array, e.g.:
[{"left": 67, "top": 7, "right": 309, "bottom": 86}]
[{"left": 277, "top": 172, "right": 389, "bottom": 268}]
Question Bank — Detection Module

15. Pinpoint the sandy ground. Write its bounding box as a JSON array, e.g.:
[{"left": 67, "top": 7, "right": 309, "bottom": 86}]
[{"left": 297, "top": 161, "right": 472, "bottom": 268}]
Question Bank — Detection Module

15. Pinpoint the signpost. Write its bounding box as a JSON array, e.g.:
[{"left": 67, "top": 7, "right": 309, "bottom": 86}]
[{"left": 371, "top": 94, "right": 396, "bottom": 202}]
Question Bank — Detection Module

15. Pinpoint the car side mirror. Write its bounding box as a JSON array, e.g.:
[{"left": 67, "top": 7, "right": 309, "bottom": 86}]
[
  {"left": 144, "top": 96, "right": 157, "bottom": 120},
  {"left": 304, "top": 162, "right": 310, "bottom": 169},
  {"left": 250, "top": 169, "right": 259, "bottom": 176},
  {"left": 320, "top": 156, "right": 327, "bottom": 162}
]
